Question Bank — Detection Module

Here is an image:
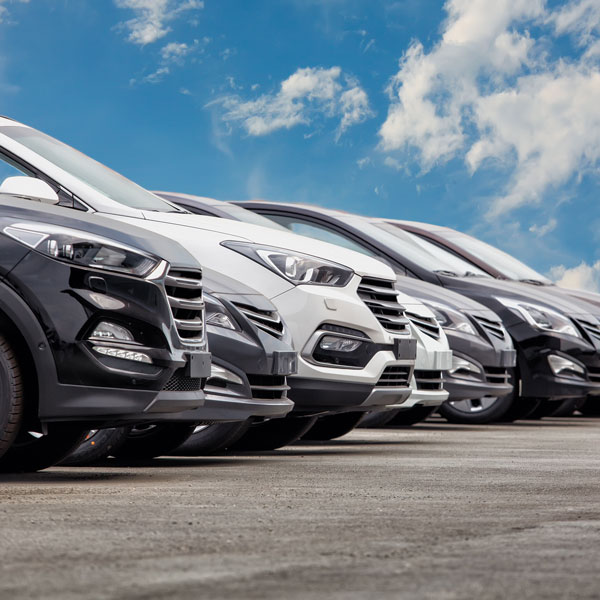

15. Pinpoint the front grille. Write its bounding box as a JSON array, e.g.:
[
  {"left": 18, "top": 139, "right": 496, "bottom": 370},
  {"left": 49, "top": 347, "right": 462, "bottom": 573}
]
[
  {"left": 574, "top": 318, "right": 600, "bottom": 345},
  {"left": 587, "top": 366, "right": 600, "bottom": 383},
  {"left": 484, "top": 366, "right": 510, "bottom": 385},
  {"left": 165, "top": 268, "right": 204, "bottom": 344},
  {"left": 406, "top": 312, "right": 441, "bottom": 340},
  {"left": 415, "top": 370, "right": 444, "bottom": 390},
  {"left": 357, "top": 277, "right": 409, "bottom": 333},
  {"left": 376, "top": 365, "right": 412, "bottom": 387},
  {"left": 163, "top": 369, "right": 203, "bottom": 392},
  {"left": 247, "top": 374, "right": 289, "bottom": 400},
  {"left": 473, "top": 315, "right": 506, "bottom": 340},
  {"left": 232, "top": 302, "right": 284, "bottom": 339}
]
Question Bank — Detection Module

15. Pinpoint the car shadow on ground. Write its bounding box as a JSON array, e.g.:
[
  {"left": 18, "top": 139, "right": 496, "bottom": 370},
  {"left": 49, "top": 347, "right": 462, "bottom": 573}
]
[{"left": 0, "top": 470, "right": 136, "bottom": 484}]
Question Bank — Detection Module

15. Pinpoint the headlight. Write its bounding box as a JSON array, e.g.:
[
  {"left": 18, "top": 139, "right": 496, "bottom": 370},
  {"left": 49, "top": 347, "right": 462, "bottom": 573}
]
[
  {"left": 3, "top": 222, "right": 164, "bottom": 278},
  {"left": 221, "top": 241, "right": 354, "bottom": 287},
  {"left": 204, "top": 293, "right": 240, "bottom": 331},
  {"left": 496, "top": 297, "right": 580, "bottom": 338},
  {"left": 424, "top": 301, "right": 477, "bottom": 336}
]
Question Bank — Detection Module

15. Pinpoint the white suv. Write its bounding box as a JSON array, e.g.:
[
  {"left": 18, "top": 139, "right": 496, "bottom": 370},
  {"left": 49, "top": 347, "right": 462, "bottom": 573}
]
[{"left": 0, "top": 117, "right": 431, "bottom": 446}]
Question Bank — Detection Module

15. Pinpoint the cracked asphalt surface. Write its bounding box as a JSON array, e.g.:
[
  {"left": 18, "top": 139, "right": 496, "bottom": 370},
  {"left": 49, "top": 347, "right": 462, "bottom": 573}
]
[{"left": 1, "top": 416, "right": 599, "bottom": 599}]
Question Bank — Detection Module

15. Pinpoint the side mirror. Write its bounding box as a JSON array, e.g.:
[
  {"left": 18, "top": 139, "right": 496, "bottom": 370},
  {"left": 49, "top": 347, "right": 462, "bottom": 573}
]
[{"left": 0, "top": 176, "right": 59, "bottom": 205}]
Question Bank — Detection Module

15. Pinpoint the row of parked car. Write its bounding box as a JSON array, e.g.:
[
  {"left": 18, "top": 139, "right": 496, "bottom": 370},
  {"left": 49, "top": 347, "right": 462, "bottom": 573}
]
[{"left": 0, "top": 115, "right": 597, "bottom": 472}]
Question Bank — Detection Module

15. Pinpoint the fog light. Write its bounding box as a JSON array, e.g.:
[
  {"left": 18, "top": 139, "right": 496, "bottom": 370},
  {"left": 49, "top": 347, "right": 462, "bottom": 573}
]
[
  {"left": 548, "top": 355, "right": 586, "bottom": 378},
  {"left": 449, "top": 356, "right": 482, "bottom": 377},
  {"left": 319, "top": 336, "right": 362, "bottom": 352},
  {"left": 208, "top": 364, "right": 244, "bottom": 385},
  {"left": 90, "top": 321, "right": 134, "bottom": 342},
  {"left": 93, "top": 346, "right": 152, "bottom": 364},
  {"left": 206, "top": 312, "right": 237, "bottom": 330}
]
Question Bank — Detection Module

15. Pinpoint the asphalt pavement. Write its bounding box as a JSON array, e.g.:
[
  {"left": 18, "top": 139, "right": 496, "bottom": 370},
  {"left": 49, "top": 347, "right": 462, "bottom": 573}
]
[{"left": 1, "top": 416, "right": 599, "bottom": 599}]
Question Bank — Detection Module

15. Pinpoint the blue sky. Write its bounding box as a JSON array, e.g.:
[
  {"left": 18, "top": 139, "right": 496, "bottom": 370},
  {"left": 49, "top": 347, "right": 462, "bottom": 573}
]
[{"left": 1, "top": 0, "right": 599, "bottom": 288}]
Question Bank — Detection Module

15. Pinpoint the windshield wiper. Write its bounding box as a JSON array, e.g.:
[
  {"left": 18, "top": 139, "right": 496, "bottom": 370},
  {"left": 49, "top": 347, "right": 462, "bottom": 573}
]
[
  {"left": 464, "top": 271, "right": 481, "bottom": 277},
  {"left": 433, "top": 269, "right": 458, "bottom": 277}
]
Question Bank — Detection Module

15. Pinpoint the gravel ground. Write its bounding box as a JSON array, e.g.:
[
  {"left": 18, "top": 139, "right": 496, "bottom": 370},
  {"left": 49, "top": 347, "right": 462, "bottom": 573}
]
[{"left": 1, "top": 416, "right": 599, "bottom": 600}]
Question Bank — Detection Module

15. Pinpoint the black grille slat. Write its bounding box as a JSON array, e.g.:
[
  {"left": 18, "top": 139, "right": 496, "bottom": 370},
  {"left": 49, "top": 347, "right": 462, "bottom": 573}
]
[
  {"left": 484, "top": 366, "right": 510, "bottom": 384},
  {"left": 406, "top": 312, "right": 441, "bottom": 340},
  {"left": 575, "top": 319, "right": 600, "bottom": 344},
  {"left": 232, "top": 302, "right": 284, "bottom": 339},
  {"left": 473, "top": 315, "right": 506, "bottom": 340},
  {"left": 167, "top": 269, "right": 204, "bottom": 343},
  {"left": 587, "top": 366, "right": 600, "bottom": 382},
  {"left": 357, "top": 277, "right": 409, "bottom": 333},
  {"left": 376, "top": 365, "right": 411, "bottom": 387},
  {"left": 414, "top": 370, "right": 444, "bottom": 390},
  {"left": 247, "top": 374, "right": 289, "bottom": 399}
]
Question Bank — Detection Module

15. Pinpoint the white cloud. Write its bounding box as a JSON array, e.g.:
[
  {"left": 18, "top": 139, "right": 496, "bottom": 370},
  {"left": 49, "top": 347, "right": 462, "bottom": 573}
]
[
  {"left": 0, "top": 0, "right": 30, "bottom": 24},
  {"left": 221, "top": 66, "right": 372, "bottom": 138},
  {"left": 379, "top": 0, "right": 600, "bottom": 218},
  {"left": 529, "top": 218, "right": 557, "bottom": 237},
  {"left": 549, "top": 261, "right": 600, "bottom": 292},
  {"left": 115, "top": 0, "right": 203, "bottom": 46}
]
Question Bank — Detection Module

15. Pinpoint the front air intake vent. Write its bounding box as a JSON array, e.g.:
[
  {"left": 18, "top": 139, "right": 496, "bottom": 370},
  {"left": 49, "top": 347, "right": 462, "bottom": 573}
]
[
  {"left": 406, "top": 312, "right": 441, "bottom": 340},
  {"left": 473, "top": 315, "right": 506, "bottom": 340},
  {"left": 165, "top": 268, "right": 204, "bottom": 344},
  {"left": 163, "top": 369, "right": 203, "bottom": 392},
  {"left": 357, "top": 277, "right": 409, "bottom": 333},
  {"left": 232, "top": 302, "right": 284, "bottom": 339},
  {"left": 414, "top": 370, "right": 444, "bottom": 390},
  {"left": 247, "top": 374, "right": 289, "bottom": 399},
  {"left": 484, "top": 367, "right": 510, "bottom": 385},
  {"left": 376, "top": 365, "right": 412, "bottom": 387}
]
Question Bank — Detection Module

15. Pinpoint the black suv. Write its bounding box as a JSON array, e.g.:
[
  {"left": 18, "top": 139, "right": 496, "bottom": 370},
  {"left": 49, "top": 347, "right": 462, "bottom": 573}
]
[{"left": 0, "top": 196, "right": 211, "bottom": 471}]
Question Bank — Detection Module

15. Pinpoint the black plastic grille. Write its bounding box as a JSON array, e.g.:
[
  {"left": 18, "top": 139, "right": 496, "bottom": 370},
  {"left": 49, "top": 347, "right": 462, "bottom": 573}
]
[
  {"left": 574, "top": 318, "right": 600, "bottom": 345},
  {"left": 484, "top": 366, "right": 510, "bottom": 385},
  {"left": 406, "top": 312, "right": 441, "bottom": 340},
  {"left": 376, "top": 365, "right": 411, "bottom": 387},
  {"left": 166, "top": 268, "right": 204, "bottom": 343},
  {"left": 587, "top": 366, "right": 600, "bottom": 383},
  {"left": 247, "top": 374, "right": 289, "bottom": 399},
  {"left": 473, "top": 315, "right": 506, "bottom": 340},
  {"left": 232, "top": 302, "right": 284, "bottom": 339},
  {"left": 414, "top": 370, "right": 444, "bottom": 390},
  {"left": 163, "top": 369, "right": 203, "bottom": 392},
  {"left": 357, "top": 277, "right": 409, "bottom": 333}
]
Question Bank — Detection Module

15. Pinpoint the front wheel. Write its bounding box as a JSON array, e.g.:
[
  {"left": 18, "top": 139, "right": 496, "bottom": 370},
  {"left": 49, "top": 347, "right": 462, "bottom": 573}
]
[
  {"left": 0, "top": 425, "right": 87, "bottom": 472},
  {"left": 0, "top": 333, "right": 24, "bottom": 459},
  {"left": 111, "top": 424, "right": 197, "bottom": 460},
  {"left": 302, "top": 412, "right": 364, "bottom": 441},
  {"left": 439, "top": 394, "right": 516, "bottom": 424},
  {"left": 578, "top": 397, "right": 600, "bottom": 416},
  {"left": 229, "top": 416, "right": 318, "bottom": 451},
  {"left": 59, "top": 428, "right": 129, "bottom": 466},
  {"left": 171, "top": 422, "right": 251, "bottom": 455}
]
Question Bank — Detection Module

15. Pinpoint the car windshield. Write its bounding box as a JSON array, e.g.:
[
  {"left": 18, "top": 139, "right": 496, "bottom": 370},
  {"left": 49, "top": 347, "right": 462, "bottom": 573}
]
[
  {"left": 0, "top": 126, "right": 182, "bottom": 212},
  {"left": 437, "top": 229, "right": 551, "bottom": 283},
  {"left": 221, "top": 203, "right": 290, "bottom": 231},
  {"left": 356, "top": 219, "right": 491, "bottom": 277}
]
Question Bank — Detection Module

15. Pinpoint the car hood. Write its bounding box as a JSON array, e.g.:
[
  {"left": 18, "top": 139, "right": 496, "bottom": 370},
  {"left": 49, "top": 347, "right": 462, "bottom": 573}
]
[
  {"left": 440, "top": 275, "right": 597, "bottom": 319},
  {"left": 0, "top": 196, "right": 202, "bottom": 270},
  {"left": 396, "top": 276, "right": 496, "bottom": 314},
  {"left": 141, "top": 212, "right": 396, "bottom": 281}
]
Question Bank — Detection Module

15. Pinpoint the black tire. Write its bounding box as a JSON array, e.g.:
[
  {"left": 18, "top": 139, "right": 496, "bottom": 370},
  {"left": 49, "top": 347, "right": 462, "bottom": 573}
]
[
  {"left": 578, "top": 397, "right": 600, "bottom": 416},
  {"left": 439, "top": 394, "right": 517, "bottom": 424},
  {"left": 0, "top": 334, "right": 24, "bottom": 459},
  {"left": 171, "top": 421, "right": 251, "bottom": 455},
  {"left": 302, "top": 412, "right": 364, "bottom": 441},
  {"left": 58, "top": 428, "right": 129, "bottom": 466},
  {"left": 524, "top": 399, "right": 565, "bottom": 420},
  {"left": 499, "top": 397, "right": 541, "bottom": 422},
  {"left": 358, "top": 409, "right": 400, "bottom": 428},
  {"left": 111, "top": 424, "right": 197, "bottom": 459},
  {"left": 229, "top": 416, "right": 318, "bottom": 451},
  {"left": 548, "top": 398, "right": 579, "bottom": 418},
  {"left": 387, "top": 405, "right": 436, "bottom": 427},
  {"left": 0, "top": 425, "right": 87, "bottom": 472}
]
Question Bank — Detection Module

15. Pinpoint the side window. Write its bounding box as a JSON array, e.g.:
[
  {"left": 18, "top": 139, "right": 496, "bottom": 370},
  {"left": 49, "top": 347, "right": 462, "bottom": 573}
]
[
  {"left": 0, "top": 154, "right": 34, "bottom": 183},
  {"left": 267, "top": 215, "right": 378, "bottom": 257}
]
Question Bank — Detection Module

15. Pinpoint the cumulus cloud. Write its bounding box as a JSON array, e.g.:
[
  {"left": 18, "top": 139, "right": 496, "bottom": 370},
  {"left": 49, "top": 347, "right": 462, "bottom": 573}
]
[
  {"left": 379, "top": 0, "right": 600, "bottom": 218},
  {"left": 220, "top": 66, "right": 373, "bottom": 139},
  {"left": 115, "top": 0, "right": 203, "bottom": 46},
  {"left": 549, "top": 261, "right": 600, "bottom": 292}
]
